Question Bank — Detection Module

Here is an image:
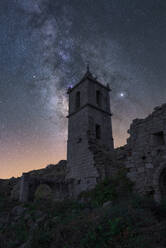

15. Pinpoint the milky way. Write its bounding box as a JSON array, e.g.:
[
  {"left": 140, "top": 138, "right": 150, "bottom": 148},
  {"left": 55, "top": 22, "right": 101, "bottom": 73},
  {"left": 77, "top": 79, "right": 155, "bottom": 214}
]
[{"left": 0, "top": 0, "right": 166, "bottom": 178}]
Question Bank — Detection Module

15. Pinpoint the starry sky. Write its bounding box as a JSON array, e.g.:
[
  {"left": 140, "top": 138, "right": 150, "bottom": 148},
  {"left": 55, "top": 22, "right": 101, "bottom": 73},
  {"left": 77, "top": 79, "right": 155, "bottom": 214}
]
[{"left": 0, "top": 0, "right": 166, "bottom": 178}]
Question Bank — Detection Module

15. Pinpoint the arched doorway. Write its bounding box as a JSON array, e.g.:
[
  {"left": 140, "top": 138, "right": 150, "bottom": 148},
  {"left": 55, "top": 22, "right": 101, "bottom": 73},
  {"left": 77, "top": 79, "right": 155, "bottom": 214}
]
[
  {"left": 159, "top": 168, "right": 166, "bottom": 200},
  {"left": 153, "top": 164, "right": 166, "bottom": 202}
]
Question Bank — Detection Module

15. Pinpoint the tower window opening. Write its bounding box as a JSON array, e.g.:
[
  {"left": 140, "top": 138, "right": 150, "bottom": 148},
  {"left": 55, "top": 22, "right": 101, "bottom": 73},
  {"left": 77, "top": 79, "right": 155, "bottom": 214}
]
[
  {"left": 96, "top": 124, "right": 101, "bottom": 139},
  {"left": 96, "top": 90, "right": 101, "bottom": 106},
  {"left": 153, "top": 131, "right": 165, "bottom": 146},
  {"left": 159, "top": 168, "right": 166, "bottom": 199},
  {"left": 75, "top": 91, "right": 80, "bottom": 109}
]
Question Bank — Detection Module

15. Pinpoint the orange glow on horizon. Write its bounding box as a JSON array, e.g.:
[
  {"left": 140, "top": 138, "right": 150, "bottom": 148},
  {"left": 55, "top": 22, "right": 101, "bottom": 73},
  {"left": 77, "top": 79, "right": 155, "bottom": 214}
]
[
  {"left": 0, "top": 119, "right": 129, "bottom": 179},
  {"left": 0, "top": 134, "right": 67, "bottom": 179},
  {"left": 0, "top": 137, "right": 127, "bottom": 179}
]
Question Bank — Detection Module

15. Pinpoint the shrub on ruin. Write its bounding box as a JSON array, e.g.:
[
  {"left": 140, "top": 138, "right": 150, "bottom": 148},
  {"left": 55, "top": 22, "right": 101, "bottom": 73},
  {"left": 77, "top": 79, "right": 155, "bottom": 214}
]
[{"left": 34, "top": 184, "right": 52, "bottom": 201}]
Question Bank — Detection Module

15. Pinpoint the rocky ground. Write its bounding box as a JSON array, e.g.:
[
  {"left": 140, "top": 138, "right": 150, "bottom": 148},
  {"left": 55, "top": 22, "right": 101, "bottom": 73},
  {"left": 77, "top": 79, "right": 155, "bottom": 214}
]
[{"left": 0, "top": 168, "right": 166, "bottom": 248}]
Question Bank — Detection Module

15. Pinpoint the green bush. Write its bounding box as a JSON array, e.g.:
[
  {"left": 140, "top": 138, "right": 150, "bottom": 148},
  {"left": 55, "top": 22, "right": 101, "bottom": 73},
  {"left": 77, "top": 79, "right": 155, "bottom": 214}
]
[
  {"left": 79, "top": 169, "right": 133, "bottom": 207},
  {"left": 34, "top": 184, "right": 52, "bottom": 201}
]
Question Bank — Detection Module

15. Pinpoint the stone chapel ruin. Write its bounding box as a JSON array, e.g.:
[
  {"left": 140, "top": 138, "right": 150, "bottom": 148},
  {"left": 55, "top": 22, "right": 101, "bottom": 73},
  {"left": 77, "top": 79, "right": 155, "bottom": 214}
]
[
  {"left": 116, "top": 104, "right": 166, "bottom": 202},
  {"left": 19, "top": 67, "right": 166, "bottom": 203}
]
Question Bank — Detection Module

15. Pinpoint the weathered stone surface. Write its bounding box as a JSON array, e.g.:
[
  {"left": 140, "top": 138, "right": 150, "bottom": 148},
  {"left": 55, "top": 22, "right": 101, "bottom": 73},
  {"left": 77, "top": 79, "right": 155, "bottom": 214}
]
[
  {"left": 115, "top": 103, "right": 166, "bottom": 201},
  {"left": 12, "top": 206, "right": 26, "bottom": 216},
  {"left": 137, "top": 167, "right": 145, "bottom": 173},
  {"left": 127, "top": 172, "right": 137, "bottom": 178},
  {"left": 19, "top": 160, "right": 68, "bottom": 202},
  {"left": 145, "top": 163, "right": 154, "bottom": 169}
]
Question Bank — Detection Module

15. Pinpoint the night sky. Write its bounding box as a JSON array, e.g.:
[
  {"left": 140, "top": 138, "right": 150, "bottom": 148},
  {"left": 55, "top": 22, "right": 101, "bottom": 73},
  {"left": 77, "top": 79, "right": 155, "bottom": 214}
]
[{"left": 1, "top": 0, "right": 166, "bottom": 178}]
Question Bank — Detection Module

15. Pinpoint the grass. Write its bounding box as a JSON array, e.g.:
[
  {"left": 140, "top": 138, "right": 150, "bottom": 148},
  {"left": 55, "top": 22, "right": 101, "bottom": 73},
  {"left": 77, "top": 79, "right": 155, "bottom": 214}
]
[{"left": 0, "top": 172, "right": 166, "bottom": 248}]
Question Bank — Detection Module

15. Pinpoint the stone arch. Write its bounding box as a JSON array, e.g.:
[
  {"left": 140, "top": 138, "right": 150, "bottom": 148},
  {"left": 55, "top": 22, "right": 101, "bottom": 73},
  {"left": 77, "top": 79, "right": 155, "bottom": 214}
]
[{"left": 153, "top": 163, "right": 166, "bottom": 202}]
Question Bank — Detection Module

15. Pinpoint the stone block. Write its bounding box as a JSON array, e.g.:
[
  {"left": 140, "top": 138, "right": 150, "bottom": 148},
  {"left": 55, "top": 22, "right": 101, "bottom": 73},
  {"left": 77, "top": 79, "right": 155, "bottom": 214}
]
[
  {"left": 146, "top": 158, "right": 152, "bottom": 163},
  {"left": 127, "top": 171, "right": 137, "bottom": 178},
  {"left": 145, "top": 163, "right": 153, "bottom": 169},
  {"left": 151, "top": 150, "right": 157, "bottom": 156},
  {"left": 137, "top": 167, "right": 145, "bottom": 173},
  {"left": 125, "top": 162, "right": 135, "bottom": 168}
]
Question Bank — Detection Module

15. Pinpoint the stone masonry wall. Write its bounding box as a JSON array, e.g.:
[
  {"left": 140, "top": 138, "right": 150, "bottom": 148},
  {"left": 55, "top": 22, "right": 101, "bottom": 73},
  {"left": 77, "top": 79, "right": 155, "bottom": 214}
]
[
  {"left": 88, "top": 138, "right": 117, "bottom": 182},
  {"left": 117, "top": 104, "right": 166, "bottom": 202},
  {"left": 19, "top": 160, "right": 71, "bottom": 202},
  {"left": 67, "top": 107, "right": 99, "bottom": 196},
  {"left": 67, "top": 72, "right": 114, "bottom": 197}
]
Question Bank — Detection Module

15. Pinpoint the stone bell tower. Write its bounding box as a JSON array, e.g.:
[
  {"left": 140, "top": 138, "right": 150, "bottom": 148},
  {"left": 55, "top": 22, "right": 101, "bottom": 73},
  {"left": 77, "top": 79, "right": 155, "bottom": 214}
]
[{"left": 67, "top": 66, "right": 114, "bottom": 194}]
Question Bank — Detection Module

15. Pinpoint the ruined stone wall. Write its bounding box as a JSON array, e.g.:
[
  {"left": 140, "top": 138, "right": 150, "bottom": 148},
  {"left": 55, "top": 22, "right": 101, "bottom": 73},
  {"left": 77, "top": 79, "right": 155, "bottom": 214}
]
[
  {"left": 19, "top": 103, "right": 166, "bottom": 203},
  {"left": 88, "top": 138, "right": 116, "bottom": 181},
  {"left": 119, "top": 104, "right": 166, "bottom": 202},
  {"left": 19, "top": 160, "right": 71, "bottom": 202}
]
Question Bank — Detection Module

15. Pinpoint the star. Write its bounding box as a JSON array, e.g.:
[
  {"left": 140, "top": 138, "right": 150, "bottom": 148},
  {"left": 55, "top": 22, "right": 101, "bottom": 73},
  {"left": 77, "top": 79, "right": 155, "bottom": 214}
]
[{"left": 119, "top": 92, "right": 126, "bottom": 98}]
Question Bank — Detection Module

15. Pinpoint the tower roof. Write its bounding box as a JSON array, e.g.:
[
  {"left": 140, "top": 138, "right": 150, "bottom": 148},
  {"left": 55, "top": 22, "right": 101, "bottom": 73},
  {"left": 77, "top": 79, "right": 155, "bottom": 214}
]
[
  {"left": 82, "top": 64, "right": 96, "bottom": 81},
  {"left": 67, "top": 65, "right": 111, "bottom": 94}
]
